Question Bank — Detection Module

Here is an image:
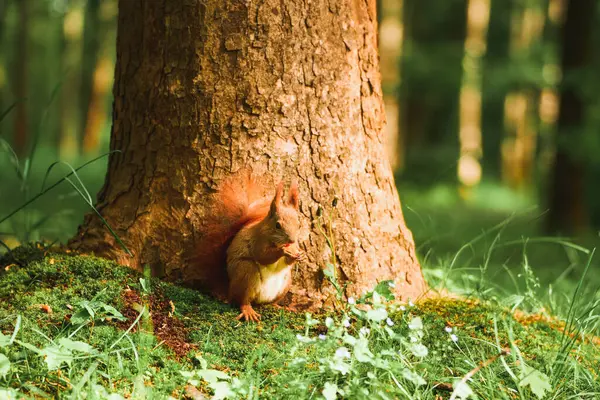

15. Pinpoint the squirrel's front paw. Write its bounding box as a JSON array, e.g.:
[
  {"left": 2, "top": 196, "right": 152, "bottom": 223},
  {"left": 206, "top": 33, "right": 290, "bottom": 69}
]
[
  {"left": 294, "top": 250, "right": 307, "bottom": 262},
  {"left": 284, "top": 250, "right": 305, "bottom": 263},
  {"left": 237, "top": 304, "right": 261, "bottom": 322},
  {"left": 283, "top": 243, "right": 306, "bottom": 262}
]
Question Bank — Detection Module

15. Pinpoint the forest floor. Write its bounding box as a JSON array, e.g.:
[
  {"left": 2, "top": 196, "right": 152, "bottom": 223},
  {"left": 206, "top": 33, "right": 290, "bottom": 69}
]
[
  {"left": 1, "top": 150, "right": 599, "bottom": 398},
  {"left": 0, "top": 245, "right": 598, "bottom": 399}
]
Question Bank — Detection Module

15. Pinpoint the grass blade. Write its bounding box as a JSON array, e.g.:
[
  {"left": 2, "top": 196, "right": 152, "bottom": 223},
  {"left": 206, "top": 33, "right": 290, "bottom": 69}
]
[
  {"left": 0, "top": 151, "right": 118, "bottom": 225},
  {"left": 0, "top": 101, "right": 21, "bottom": 126},
  {"left": 62, "top": 172, "right": 132, "bottom": 256},
  {"left": 70, "top": 361, "right": 99, "bottom": 399},
  {"left": 0, "top": 138, "right": 24, "bottom": 180},
  {"left": 109, "top": 306, "right": 146, "bottom": 350},
  {"left": 9, "top": 315, "right": 22, "bottom": 345},
  {"left": 553, "top": 248, "right": 596, "bottom": 380},
  {"left": 22, "top": 81, "right": 63, "bottom": 182},
  {"left": 495, "top": 237, "right": 591, "bottom": 254}
]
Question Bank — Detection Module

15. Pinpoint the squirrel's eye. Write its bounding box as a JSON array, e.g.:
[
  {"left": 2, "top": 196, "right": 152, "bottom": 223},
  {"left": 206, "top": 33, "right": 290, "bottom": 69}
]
[{"left": 275, "top": 222, "right": 282, "bottom": 229}]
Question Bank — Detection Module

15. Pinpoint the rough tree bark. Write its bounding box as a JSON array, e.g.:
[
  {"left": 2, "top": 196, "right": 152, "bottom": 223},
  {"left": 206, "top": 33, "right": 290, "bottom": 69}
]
[
  {"left": 547, "top": 0, "right": 594, "bottom": 234},
  {"left": 70, "top": 0, "right": 426, "bottom": 308}
]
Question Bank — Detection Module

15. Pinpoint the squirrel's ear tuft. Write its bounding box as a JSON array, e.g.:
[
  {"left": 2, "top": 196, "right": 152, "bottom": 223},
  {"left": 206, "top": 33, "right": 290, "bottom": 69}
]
[
  {"left": 270, "top": 181, "right": 284, "bottom": 215},
  {"left": 288, "top": 181, "right": 299, "bottom": 209}
]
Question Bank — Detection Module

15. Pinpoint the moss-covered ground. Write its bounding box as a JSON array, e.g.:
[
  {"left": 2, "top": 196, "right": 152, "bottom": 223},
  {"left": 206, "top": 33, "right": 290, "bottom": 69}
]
[{"left": 0, "top": 246, "right": 598, "bottom": 399}]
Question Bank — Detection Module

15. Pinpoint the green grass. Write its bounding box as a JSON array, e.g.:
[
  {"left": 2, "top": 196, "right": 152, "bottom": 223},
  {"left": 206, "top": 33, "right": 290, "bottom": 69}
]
[
  {"left": 0, "top": 248, "right": 598, "bottom": 399},
  {"left": 402, "top": 183, "right": 600, "bottom": 318},
  {"left": 0, "top": 144, "right": 109, "bottom": 246}
]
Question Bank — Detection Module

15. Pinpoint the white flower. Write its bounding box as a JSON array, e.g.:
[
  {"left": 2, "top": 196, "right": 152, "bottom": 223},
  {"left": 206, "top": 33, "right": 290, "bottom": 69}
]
[
  {"left": 348, "top": 297, "right": 356, "bottom": 305},
  {"left": 450, "top": 334, "right": 458, "bottom": 343},
  {"left": 408, "top": 300, "right": 415, "bottom": 307},
  {"left": 335, "top": 347, "right": 351, "bottom": 359},
  {"left": 296, "top": 334, "right": 314, "bottom": 343},
  {"left": 410, "top": 336, "right": 418, "bottom": 343},
  {"left": 408, "top": 317, "right": 423, "bottom": 330},
  {"left": 388, "top": 281, "right": 396, "bottom": 288},
  {"left": 400, "top": 305, "right": 406, "bottom": 311},
  {"left": 386, "top": 318, "right": 394, "bottom": 327},
  {"left": 342, "top": 319, "right": 351, "bottom": 328},
  {"left": 445, "top": 326, "right": 453, "bottom": 333},
  {"left": 319, "top": 334, "right": 327, "bottom": 340},
  {"left": 325, "top": 317, "right": 334, "bottom": 328},
  {"left": 359, "top": 327, "right": 370, "bottom": 336},
  {"left": 410, "top": 343, "right": 429, "bottom": 358}
]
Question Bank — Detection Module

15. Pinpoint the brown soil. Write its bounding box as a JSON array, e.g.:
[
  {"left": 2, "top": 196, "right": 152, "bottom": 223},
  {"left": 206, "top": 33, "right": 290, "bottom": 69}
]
[{"left": 116, "top": 287, "right": 196, "bottom": 358}]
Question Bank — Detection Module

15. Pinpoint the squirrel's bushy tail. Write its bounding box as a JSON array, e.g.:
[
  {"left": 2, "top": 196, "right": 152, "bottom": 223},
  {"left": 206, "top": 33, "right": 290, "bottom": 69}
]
[{"left": 191, "top": 170, "right": 271, "bottom": 299}]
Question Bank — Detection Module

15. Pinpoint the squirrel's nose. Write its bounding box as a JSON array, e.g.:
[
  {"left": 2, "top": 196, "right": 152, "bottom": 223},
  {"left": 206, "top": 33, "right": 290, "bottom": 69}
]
[{"left": 281, "top": 238, "right": 296, "bottom": 247}]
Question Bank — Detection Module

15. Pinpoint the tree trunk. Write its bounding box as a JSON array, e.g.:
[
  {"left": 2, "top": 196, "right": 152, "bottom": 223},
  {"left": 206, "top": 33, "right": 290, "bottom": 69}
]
[
  {"left": 58, "top": 2, "right": 84, "bottom": 158},
  {"left": 399, "top": 0, "right": 466, "bottom": 181},
  {"left": 81, "top": 55, "right": 112, "bottom": 153},
  {"left": 481, "top": 0, "right": 512, "bottom": 180},
  {"left": 79, "top": 0, "right": 101, "bottom": 153},
  {"left": 501, "top": 1, "right": 545, "bottom": 191},
  {"left": 52, "top": 7, "right": 66, "bottom": 155},
  {"left": 0, "top": 0, "right": 7, "bottom": 113},
  {"left": 13, "top": 0, "right": 28, "bottom": 155},
  {"left": 457, "top": 0, "right": 491, "bottom": 194},
  {"left": 547, "top": 0, "right": 594, "bottom": 234},
  {"left": 70, "top": 0, "right": 426, "bottom": 308},
  {"left": 379, "top": 0, "right": 404, "bottom": 171}
]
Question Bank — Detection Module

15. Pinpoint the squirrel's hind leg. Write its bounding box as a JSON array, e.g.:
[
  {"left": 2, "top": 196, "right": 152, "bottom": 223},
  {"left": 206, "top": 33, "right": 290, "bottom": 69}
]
[{"left": 228, "top": 260, "right": 261, "bottom": 322}]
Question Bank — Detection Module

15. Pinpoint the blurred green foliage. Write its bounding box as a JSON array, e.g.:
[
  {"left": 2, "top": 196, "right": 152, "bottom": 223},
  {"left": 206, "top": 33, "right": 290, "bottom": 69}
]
[{"left": 394, "top": 0, "right": 600, "bottom": 233}]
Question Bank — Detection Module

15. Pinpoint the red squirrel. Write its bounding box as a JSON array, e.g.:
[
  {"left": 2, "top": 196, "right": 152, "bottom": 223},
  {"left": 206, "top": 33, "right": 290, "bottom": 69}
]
[{"left": 193, "top": 171, "right": 305, "bottom": 322}]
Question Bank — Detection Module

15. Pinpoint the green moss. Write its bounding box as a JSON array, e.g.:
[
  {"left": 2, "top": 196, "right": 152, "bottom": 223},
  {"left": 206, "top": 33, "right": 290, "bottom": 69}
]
[
  {"left": 0, "top": 251, "right": 598, "bottom": 398},
  {"left": 0, "top": 253, "right": 138, "bottom": 335}
]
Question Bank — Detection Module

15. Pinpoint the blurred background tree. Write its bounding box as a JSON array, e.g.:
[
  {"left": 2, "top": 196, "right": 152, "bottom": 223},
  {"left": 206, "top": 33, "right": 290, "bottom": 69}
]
[
  {"left": 378, "top": 0, "right": 599, "bottom": 235},
  {"left": 0, "top": 0, "right": 599, "bottom": 301},
  {"left": 0, "top": 0, "right": 116, "bottom": 160}
]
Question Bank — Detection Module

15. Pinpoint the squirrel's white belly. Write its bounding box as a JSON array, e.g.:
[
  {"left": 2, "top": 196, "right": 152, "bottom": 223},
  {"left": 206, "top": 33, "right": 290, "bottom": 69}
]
[{"left": 255, "top": 258, "right": 291, "bottom": 304}]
